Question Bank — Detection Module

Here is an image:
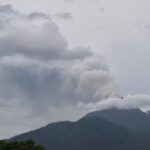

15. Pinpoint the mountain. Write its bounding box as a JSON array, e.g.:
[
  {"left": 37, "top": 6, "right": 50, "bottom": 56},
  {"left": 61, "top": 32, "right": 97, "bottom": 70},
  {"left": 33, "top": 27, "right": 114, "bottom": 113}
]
[
  {"left": 85, "top": 108, "right": 150, "bottom": 150},
  {"left": 9, "top": 117, "right": 130, "bottom": 150},
  {"left": 85, "top": 108, "right": 150, "bottom": 131},
  {"left": 147, "top": 110, "right": 150, "bottom": 114},
  {"left": 8, "top": 108, "right": 150, "bottom": 150}
]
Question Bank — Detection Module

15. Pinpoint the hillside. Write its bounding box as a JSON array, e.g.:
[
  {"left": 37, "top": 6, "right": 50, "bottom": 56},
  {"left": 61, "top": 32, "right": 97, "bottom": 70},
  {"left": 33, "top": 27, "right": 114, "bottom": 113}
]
[
  {"left": 8, "top": 108, "right": 150, "bottom": 150},
  {"left": 9, "top": 116, "right": 130, "bottom": 150},
  {"left": 85, "top": 108, "right": 150, "bottom": 131},
  {"left": 85, "top": 108, "right": 150, "bottom": 150}
]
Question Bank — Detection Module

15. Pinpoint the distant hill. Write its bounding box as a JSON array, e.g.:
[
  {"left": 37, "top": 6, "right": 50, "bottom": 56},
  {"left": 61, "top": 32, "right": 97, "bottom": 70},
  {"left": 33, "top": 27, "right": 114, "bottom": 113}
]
[{"left": 9, "top": 116, "right": 130, "bottom": 150}]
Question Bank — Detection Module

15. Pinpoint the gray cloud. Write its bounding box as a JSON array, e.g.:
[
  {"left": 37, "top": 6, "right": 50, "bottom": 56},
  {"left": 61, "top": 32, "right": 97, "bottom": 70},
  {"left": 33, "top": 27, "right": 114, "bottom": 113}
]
[
  {"left": 99, "top": 7, "right": 105, "bottom": 12},
  {"left": 0, "top": 4, "right": 119, "bottom": 105},
  {"left": 0, "top": 5, "right": 89, "bottom": 60},
  {"left": 64, "top": 0, "right": 75, "bottom": 4},
  {"left": 1, "top": 3, "right": 150, "bottom": 139},
  {"left": 0, "top": 55, "right": 120, "bottom": 107},
  {"left": 27, "top": 12, "right": 51, "bottom": 20},
  {"left": 64, "top": 0, "right": 99, "bottom": 3},
  {"left": 55, "top": 12, "right": 73, "bottom": 20},
  {"left": 0, "top": 4, "right": 121, "bottom": 139}
]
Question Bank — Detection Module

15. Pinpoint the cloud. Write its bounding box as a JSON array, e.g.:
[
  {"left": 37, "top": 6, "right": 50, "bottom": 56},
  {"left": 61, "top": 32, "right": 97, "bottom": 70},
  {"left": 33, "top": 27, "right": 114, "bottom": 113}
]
[
  {"left": 0, "top": 5, "right": 90, "bottom": 60},
  {"left": 64, "top": 0, "right": 75, "bottom": 4},
  {"left": 99, "top": 8, "right": 105, "bottom": 12},
  {"left": 64, "top": 0, "right": 99, "bottom": 3},
  {"left": 0, "top": 4, "right": 120, "bottom": 139},
  {"left": 0, "top": 4, "right": 119, "bottom": 106},
  {"left": 78, "top": 94, "right": 150, "bottom": 113},
  {"left": 1, "top": 2, "right": 150, "bottom": 140},
  {"left": 0, "top": 55, "right": 120, "bottom": 107},
  {"left": 55, "top": 12, "right": 73, "bottom": 20}
]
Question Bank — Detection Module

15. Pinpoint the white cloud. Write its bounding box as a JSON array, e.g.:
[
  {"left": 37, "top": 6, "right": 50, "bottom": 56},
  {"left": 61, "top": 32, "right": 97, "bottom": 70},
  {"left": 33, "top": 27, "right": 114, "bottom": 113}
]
[{"left": 78, "top": 94, "right": 150, "bottom": 113}]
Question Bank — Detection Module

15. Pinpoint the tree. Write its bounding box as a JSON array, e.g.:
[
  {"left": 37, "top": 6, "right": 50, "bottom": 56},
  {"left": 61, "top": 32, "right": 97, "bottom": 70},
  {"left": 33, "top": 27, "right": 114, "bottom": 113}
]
[{"left": 0, "top": 139, "right": 45, "bottom": 150}]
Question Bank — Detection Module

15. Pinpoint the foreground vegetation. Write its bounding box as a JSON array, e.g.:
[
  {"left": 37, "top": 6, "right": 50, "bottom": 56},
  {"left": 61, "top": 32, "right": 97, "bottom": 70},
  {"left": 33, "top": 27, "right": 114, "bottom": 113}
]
[{"left": 0, "top": 139, "right": 45, "bottom": 150}]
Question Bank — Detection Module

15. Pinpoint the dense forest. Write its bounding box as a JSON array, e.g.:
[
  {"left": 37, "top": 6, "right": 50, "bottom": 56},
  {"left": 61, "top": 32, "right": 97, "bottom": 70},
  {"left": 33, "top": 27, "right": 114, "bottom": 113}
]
[{"left": 0, "top": 139, "right": 45, "bottom": 150}]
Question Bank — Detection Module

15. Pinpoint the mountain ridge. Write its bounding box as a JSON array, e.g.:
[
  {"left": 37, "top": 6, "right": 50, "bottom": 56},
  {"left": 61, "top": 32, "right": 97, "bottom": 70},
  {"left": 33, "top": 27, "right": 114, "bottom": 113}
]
[
  {"left": 9, "top": 116, "right": 130, "bottom": 150},
  {"left": 85, "top": 108, "right": 150, "bottom": 131},
  {"left": 7, "top": 108, "right": 150, "bottom": 150}
]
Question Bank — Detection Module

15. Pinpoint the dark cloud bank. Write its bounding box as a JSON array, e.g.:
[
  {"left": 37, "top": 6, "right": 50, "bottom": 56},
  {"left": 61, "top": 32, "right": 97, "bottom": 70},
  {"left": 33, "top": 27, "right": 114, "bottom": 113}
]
[{"left": 0, "top": 4, "right": 150, "bottom": 139}]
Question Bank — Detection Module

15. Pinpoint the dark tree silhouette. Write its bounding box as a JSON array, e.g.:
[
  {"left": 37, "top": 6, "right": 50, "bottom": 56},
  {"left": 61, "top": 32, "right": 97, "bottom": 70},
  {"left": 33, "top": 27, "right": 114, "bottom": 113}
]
[{"left": 0, "top": 139, "right": 45, "bottom": 150}]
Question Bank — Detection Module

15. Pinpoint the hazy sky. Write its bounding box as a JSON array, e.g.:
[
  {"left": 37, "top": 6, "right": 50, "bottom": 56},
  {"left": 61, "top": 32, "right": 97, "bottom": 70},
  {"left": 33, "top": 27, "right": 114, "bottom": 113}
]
[{"left": 0, "top": 0, "right": 150, "bottom": 139}]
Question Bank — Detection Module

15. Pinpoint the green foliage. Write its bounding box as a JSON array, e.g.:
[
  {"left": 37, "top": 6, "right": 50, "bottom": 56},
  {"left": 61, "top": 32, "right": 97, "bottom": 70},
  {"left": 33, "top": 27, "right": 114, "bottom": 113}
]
[{"left": 0, "top": 139, "right": 45, "bottom": 150}]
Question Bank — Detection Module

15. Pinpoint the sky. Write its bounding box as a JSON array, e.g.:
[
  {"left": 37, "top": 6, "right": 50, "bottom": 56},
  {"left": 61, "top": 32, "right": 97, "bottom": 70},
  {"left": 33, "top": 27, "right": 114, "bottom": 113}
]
[{"left": 0, "top": 0, "right": 150, "bottom": 139}]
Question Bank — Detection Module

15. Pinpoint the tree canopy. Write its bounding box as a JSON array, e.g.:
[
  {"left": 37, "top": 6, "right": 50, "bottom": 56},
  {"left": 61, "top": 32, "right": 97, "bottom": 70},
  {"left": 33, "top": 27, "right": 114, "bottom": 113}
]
[{"left": 0, "top": 139, "right": 45, "bottom": 150}]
